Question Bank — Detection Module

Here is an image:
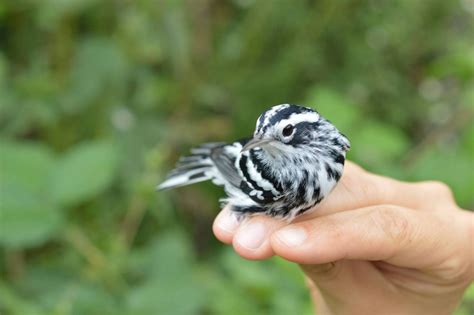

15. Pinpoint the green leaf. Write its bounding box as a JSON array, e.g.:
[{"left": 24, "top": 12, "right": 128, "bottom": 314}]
[
  {"left": 129, "top": 229, "right": 194, "bottom": 280},
  {"left": 126, "top": 276, "right": 204, "bottom": 315},
  {"left": 411, "top": 150, "right": 474, "bottom": 207},
  {"left": 8, "top": 263, "right": 124, "bottom": 315},
  {"left": 1, "top": 140, "right": 53, "bottom": 190},
  {"left": 35, "top": 0, "right": 100, "bottom": 31},
  {"left": 456, "top": 283, "right": 474, "bottom": 315},
  {"left": 126, "top": 230, "right": 205, "bottom": 315},
  {"left": 0, "top": 140, "right": 62, "bottom": 248},
  {"left": 68, "top": 284, "right": 123, "bottom": 315},
  {"left": 0, "top": 51, "right": 6, "bottom": 88},
  {"left": 0, "top": 281, "right": 46, "bottom": 315},
  {"left": 61, "top": 38, "right": 128, "bottom": 113},
  {"left": 0, "top": 188, "right": 62, "bottom": 248},
  {"left": 461, "top": 122, "right": 474, "bottom": 158},
  {"left": 49, "top": 141, "right": 118, "bottom": 206},
  {"left": 306, "top": 86, "right": 362, "bottom": 134},
  {"left": 350, "top": 120, "right": 410, "bottom": 169},
  {"left": 269, "top": 258, "right": 313, "bottom": 315},
  {"left": 464, "top": 283, "right": 474, "bottom": 299},
  {"left": 429, "top": 47, "right": 474, "bottom": 81},
  {"left": 204, "top": 273, "right": 262, "bottom": 315},
  {"left": 221, "top": 249, "right": 274, "bottom": 291}
]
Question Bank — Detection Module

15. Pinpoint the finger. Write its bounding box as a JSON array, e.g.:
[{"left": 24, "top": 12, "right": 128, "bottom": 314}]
[
  {"left": 214, "top": 162, "right": 455, "bottom": 252},
  {"left": 232, "top": 215, "right": 288, "bottom": 260},
  {"left": 213, "top": 162, "right": 413, "bottom": 244},
  {"left": 299, "top": 161, "right": 453, "bottom": 220},
  {"left": 213, "top": 206, "right": 240, "bottom": 244},
  {"left": 271, "top": 205, "right": 468, "bottom": 271}
]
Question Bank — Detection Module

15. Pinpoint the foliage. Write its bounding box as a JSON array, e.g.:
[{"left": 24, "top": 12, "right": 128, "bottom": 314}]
[{"left": 0, "top": 0, "right": 473, "bottom": 314}]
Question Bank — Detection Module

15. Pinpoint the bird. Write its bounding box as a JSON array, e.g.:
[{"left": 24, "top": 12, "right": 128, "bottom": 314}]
[{"left": 157, "top": 104, "right": 350, "bottom": 221}]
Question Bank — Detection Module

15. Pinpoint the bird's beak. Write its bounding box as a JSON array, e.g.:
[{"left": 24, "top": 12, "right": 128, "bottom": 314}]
[{"left": 241, "top": 137, "right": 274, "bottom": 152}]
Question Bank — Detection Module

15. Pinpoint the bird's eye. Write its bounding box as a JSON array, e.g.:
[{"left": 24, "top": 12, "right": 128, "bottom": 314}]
[{"left": 282, "top": 124, "right": 294, "bottom": 137}]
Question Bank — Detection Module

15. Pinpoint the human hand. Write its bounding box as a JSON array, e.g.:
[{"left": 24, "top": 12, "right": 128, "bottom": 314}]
[{"left": 213, "top": 162, "right": 474, "bottom": 315}]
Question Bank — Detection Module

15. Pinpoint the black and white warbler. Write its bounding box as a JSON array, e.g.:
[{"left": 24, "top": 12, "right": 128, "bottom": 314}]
[{"left": 158, "top": 104, "right": 350, "bottom": 221}]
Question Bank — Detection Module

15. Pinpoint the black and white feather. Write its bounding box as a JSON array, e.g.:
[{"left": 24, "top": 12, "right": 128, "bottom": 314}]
[{"left": 158, "top": 104, "right": 350, "bottom": 221}]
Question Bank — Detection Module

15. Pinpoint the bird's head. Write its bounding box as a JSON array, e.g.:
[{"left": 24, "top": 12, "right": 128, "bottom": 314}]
[{"left": 242, "top": 104, "right": 350, "bottom": 155}]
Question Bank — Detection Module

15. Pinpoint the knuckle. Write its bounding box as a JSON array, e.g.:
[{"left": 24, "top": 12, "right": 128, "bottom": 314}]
[
  {"left": 369, "top": 206, "right": 412, "bottom": 246},
  {"left": 421, "top": 181, "right": 454, "bottom": 200},
  {"left": 437, "top": 252, "right": 474, "bottom": 284},
  {"left": 446, "top": 217, "right": 474, "bottom": 283}
]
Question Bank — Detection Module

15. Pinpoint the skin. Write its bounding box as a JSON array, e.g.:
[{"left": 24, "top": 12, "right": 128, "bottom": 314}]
[{"left": 213, "top": 161, "right": 474, "bottom": 315}]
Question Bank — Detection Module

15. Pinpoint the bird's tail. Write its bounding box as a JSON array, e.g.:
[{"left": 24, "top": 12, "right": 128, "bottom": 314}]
[{"left": 156, "top": 142, "right": 224, "bottom": 190}]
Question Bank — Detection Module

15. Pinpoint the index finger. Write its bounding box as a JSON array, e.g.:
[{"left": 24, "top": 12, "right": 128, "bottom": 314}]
[
  {"left": 213, "top": 161, "right": 442, "bottom": 250},
  {"left": 297, "top": 161, "right": 446, "bottom": 221}
]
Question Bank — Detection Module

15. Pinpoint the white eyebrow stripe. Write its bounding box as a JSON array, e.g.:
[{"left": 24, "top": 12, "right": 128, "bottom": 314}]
[
  {"left": 278, "top": 112, "right": 320, "bottom": 127},
  {"left": 259, "top": 104, "right": 290, "bottom": 132}
]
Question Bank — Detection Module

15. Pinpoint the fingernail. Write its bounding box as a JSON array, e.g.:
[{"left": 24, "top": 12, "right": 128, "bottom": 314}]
[
  {"left": 276, "top": 227, "right": 307, "bottom": 247},
  {"left": 218, "top": 212, "right": 239, "bottom": 233},
  {"left": 237, "top": 222, "right": 266, "bottom": 250}
]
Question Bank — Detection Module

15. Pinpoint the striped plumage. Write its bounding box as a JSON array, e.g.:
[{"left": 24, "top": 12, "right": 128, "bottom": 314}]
[{"left": 158, "top": 104, "right": 350, "bottom": 221}]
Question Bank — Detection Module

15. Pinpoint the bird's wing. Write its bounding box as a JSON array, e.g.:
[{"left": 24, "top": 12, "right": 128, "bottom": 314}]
[
  {"left": 157, "top": 142, "right": 226, "bottom": 190},
  {"left": 210, "top": 139, "right": 249, "bottom": 188}
]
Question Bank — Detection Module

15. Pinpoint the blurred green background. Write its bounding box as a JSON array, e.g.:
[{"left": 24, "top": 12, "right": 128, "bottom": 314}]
[{"left": 0, "top": 0, "right": 473, "bottom": 314}]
